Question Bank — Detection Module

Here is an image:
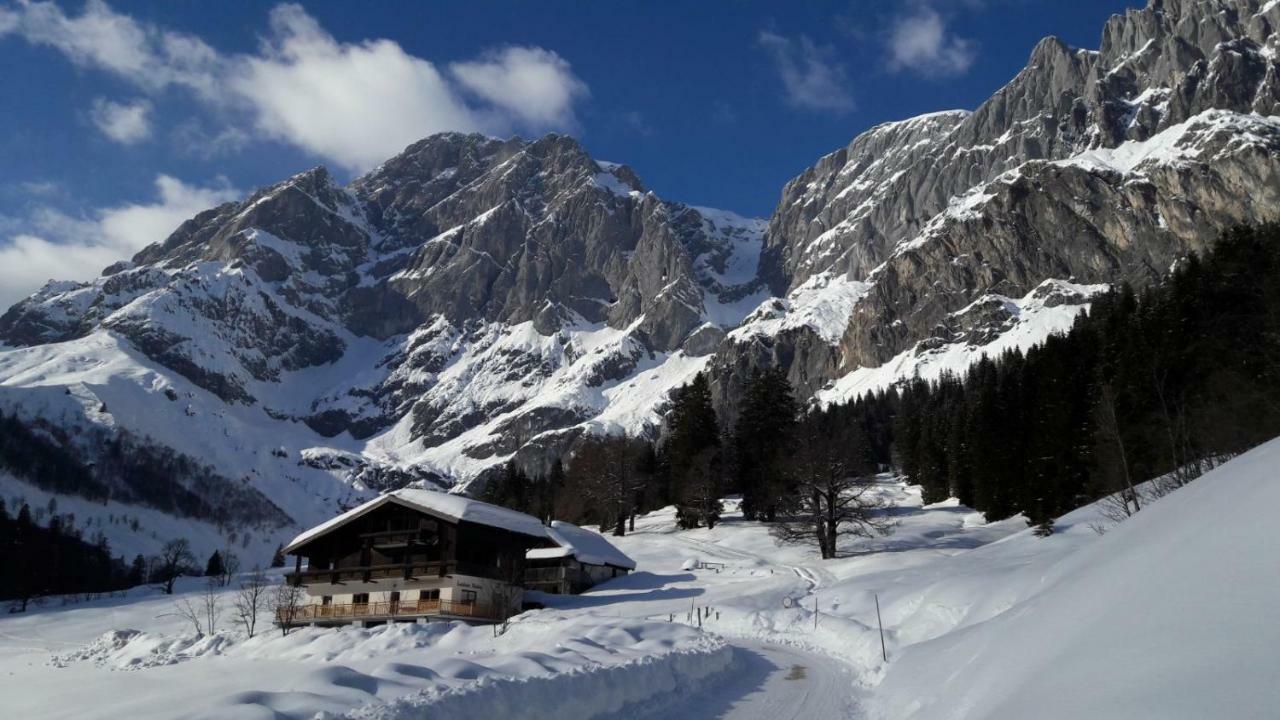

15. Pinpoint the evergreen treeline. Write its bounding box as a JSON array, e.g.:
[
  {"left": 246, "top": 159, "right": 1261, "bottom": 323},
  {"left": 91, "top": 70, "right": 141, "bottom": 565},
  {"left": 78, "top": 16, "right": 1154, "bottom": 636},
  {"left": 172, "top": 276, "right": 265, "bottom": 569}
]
[
  {"left": 879, "top": 223, "right": 1280, "bottom": 532},
  {"left": 0, "top": 498, "right": 132, "bottom": 608}
]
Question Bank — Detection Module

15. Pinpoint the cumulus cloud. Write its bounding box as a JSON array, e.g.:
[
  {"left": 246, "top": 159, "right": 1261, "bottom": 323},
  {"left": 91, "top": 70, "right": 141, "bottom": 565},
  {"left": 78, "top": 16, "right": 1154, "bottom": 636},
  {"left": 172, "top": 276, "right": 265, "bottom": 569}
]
[
  {"left": 90, "top": 97, "right": 151, "bottom": 143},
  {"left": 230, "top": 4, "right": 481, "bottom": 172},
  {"left": 757, "top": 30, "right": 854, "bottom": 113},
  {"left": 450, "top": 46, "right": 587, "bottom": 129},
  {"left": 0, "top": 175, "right": 239, "bottom": 307},
  {"left": 888, "top": 6, "right": 976, "bottom": 77},
  {"left": 0, "top": 1, "right": 589, "bottom": 172},
  {"left": 0, "top": 0, "right": 221, "bottom": 96}
]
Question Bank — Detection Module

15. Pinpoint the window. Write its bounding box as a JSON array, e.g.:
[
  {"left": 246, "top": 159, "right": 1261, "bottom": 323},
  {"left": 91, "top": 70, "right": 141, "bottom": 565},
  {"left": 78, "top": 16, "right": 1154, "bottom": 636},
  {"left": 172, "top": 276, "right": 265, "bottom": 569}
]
[
  {"left": 321, "top": 596, "right": 332, "bottom": 606},
  {"left": 419, "top": 589, "right": 440, "bottom": 601},
  {"left": 460, "top": 589, "right": 478, "bottom": 605},
  {"left": 353, "top": 593, "right": 369, "bottom": 605}
]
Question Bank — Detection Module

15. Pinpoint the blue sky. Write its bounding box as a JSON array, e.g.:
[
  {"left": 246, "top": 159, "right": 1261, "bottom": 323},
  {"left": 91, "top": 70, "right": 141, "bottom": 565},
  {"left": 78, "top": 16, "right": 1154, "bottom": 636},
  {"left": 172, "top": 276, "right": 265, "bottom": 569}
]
[{"left": 0, "top": 0, "right": 1139, "bottom": 305}]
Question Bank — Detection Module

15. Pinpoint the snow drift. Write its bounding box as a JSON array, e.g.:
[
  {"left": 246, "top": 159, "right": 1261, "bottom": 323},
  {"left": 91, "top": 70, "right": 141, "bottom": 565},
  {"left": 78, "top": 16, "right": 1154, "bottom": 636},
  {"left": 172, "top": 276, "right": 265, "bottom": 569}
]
[{"left": 873, "top": 438, "right": 1280, "bottom": 720}]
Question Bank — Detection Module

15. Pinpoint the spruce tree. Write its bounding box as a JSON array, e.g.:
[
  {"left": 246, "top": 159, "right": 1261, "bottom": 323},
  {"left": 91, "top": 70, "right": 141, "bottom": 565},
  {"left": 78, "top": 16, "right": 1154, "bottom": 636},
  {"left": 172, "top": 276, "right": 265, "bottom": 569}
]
[
  {"left": 734, "top": 367, "right": 798, "bottom": 521},
  {"left": 665, "top": 373, "right": 723, "bottom": 528},
  {"left": 128, "top": 554, "right": 148, "bottom": 586},
  {"left": 205, "top": 550, "right": 224, "bottom": 578}
]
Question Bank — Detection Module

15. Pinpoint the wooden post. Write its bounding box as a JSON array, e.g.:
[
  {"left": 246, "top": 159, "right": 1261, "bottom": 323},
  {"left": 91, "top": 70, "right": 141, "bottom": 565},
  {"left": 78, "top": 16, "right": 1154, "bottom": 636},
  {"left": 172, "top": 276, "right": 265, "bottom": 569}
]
[{"left": 875, "top": 593, "right": 887, "bottom": 662}]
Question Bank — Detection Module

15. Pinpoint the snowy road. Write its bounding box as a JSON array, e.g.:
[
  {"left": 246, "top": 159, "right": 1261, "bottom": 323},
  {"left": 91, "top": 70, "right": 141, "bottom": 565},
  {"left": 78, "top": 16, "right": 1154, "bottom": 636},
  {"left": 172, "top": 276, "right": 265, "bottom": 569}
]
[{"left": 632, "top": 641, "right": 859, "bottom": 720}]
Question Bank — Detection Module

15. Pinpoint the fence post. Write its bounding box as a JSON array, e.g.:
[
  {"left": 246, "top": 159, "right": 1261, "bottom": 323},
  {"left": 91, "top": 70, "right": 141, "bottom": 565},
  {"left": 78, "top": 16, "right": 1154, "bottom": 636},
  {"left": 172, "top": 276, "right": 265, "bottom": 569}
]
[{"left": 875, "top": 593, "right": 887, "bottom": 662}]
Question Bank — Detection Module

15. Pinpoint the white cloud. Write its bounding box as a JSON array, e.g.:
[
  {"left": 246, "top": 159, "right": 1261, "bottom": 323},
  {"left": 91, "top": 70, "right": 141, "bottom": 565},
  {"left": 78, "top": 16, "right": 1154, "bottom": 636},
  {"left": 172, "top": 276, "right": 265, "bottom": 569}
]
[
  {"left": 90, "top": 97, "right": 151, "bottom": 144},
  {"left": 0, "top": 1, "right": 590, "bottom": 173},
  {"left": 230, "top": 4, "right": 481, "bottom": 172},
  {"left": 0, "top": 0, "right": 221, "bottom": 96},
  {"left": 450, "top": 46, "right": 587, "bottom": 129},
  {"left": 888, "top": 6, "right": 976, "bottom": 77},
  {"left": 757, "top": 30, "right": 854, "bottom": 113},
  {"left": 0, "top": 175, "right": 239, "bottom": 308}
]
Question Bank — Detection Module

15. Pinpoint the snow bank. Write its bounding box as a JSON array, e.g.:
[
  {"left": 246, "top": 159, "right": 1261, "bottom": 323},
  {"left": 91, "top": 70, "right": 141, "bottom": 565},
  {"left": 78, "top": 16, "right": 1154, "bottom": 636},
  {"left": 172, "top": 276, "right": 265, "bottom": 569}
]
[
  {"left": 23, "top": 582, "right": 729, "bottom": 720},
  {"left": 335, "top": 637, "right": 733, "bottom": 720},
  {"left": 873, "top": 438, "right": 1280, "bottom": 720}
]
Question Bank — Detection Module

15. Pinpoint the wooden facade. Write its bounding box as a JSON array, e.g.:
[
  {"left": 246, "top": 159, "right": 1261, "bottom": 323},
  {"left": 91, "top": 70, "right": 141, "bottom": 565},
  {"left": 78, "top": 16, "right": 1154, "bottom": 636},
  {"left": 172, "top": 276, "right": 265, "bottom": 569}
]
[{"left": 282, "top": 497, "right": 545, "bottom": 627}]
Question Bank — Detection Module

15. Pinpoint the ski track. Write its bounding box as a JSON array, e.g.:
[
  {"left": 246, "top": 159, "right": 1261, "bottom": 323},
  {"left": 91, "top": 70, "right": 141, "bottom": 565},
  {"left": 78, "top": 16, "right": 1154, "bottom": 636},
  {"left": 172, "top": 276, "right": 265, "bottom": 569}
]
[{"left": 620, "top": 513, "right": 862, "bottom": 718}]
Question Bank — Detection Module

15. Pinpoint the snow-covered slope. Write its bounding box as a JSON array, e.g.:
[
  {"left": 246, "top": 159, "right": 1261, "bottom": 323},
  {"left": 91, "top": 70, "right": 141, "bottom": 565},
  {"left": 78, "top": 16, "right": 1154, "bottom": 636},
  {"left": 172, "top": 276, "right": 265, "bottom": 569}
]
[
  {"left": 873, "top": 438, "right": 1280, "bottom": 720},
  {"left": 3, "top": 439, "right": 1276, "bottom": 718}
]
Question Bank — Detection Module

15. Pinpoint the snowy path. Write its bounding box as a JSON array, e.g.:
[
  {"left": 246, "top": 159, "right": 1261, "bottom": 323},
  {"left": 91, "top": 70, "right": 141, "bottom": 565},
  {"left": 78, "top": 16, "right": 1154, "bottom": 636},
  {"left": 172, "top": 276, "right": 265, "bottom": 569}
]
[{"left": 633, "top": 641, "right": 858, "bottom": 720}]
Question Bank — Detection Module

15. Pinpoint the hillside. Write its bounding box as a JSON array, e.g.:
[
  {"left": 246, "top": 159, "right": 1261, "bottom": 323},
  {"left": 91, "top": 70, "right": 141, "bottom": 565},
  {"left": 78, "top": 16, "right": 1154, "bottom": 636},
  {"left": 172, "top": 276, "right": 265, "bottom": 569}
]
[{"left": 2, "top": 437, "right": 1275, "bottom": 719}]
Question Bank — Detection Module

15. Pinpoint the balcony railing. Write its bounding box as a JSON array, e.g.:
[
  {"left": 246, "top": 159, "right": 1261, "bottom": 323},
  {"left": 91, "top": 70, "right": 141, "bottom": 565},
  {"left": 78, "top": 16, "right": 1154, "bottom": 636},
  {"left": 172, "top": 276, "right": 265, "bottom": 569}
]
[
  {"left": 285, "top": 560, "right": 512, "bottom": 586},
  {"left": 276, "top": 598, "right": 502, "bottom": 625}
]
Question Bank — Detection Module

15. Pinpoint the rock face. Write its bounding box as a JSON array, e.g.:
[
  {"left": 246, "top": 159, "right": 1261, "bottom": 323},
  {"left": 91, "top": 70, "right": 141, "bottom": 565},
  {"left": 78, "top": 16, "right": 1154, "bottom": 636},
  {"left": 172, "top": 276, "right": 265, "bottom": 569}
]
[
  {"left": 727, "top": 0, "right": 1280, "bottom": 405},
  {"left": 0, "top": 132, "right": 765, "bottom": 524},
  {"left": 0, "top": 0, "right": 1278, "bottom": 527}
]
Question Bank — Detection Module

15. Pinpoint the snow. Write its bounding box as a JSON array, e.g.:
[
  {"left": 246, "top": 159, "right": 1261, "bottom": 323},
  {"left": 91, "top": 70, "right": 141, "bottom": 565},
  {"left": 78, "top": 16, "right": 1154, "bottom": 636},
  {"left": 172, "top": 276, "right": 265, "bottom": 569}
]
[
  {"left": 817, "top": 279, "right": 1108, "bottom": 405},
  {"left": 590, "top": 172, "right": 641, "bottom": 198},
  {"left": 874, "top": 437, "right": 1280, "bottom": 720},
  {"left": 0, "top": 575, "right": 729, "bottom": 720},
  {"left": 1058, "top": 109, "right": 1280, "bottom": 175},
  {"left": 5, "top": 440, "right": 1279, "bottom": 718},
  {"left": 530, "top": 520, "right": 637, "bottom": 569},
  {"left": 285, "top": 487, "right": 548, "bottom": 552},
  {"left": 729, "top": 272, "right": 871, "bottom": 345}
]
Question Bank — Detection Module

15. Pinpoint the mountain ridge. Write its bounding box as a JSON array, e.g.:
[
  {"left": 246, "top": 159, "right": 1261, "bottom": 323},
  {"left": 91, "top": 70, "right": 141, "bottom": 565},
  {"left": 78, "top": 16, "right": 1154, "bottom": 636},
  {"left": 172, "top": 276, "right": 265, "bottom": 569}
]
[{"left": 1, "top": 0, "right": 1278, "bottom": 556}]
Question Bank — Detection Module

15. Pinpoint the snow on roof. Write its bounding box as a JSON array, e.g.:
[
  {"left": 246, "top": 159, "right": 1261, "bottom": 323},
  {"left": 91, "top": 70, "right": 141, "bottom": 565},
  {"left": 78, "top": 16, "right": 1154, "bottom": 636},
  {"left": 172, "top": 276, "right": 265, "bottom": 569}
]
[
  {"left": 526, "top": 521, "right": 637, "bottom": 570},
  {"left": 284, "top": 488, "right": 548, "bottom": 553}
]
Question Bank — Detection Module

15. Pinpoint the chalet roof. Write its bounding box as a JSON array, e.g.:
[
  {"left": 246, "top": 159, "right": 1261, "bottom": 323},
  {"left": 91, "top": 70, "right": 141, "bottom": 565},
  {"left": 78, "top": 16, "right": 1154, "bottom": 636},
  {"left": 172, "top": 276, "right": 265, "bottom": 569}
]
[
  {"left": 284, "top": 488, "right": 548, "bottom": 553},
  {"left": 526, "top": 520, "right": 637, "bottom": 570}
]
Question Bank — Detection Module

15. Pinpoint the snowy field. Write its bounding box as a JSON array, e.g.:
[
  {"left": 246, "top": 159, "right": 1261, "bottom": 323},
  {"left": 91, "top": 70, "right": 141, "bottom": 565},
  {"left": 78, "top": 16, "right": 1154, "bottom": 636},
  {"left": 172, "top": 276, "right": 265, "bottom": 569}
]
[{"left": 3, "top": 439, "right": 1278, "bottom": 719}]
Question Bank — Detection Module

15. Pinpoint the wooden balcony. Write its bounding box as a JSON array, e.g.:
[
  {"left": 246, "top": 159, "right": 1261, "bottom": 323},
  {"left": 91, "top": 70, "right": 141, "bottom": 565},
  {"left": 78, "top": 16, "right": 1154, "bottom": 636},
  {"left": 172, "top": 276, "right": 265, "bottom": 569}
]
[
  {"left": 286, "top": 561, "right": 448, "bottom": 586},
  {"left": 287, "top": 560, "right": 510, "bottom": 587},
  {"left": 276, "top": 598, "right": 502, "bottom": 627}
]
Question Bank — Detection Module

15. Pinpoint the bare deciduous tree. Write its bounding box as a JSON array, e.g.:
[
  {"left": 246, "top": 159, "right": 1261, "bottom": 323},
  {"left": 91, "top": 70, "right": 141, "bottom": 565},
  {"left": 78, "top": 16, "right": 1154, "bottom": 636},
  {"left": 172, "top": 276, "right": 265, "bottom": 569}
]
[
  {"left": 772, "top": 416, "right": 894, "bottom": 559},
  {"left": 155, "top": 538, "right": 196, "bottom": 595},
  {"left": 201, "top": 578, "right": 222, "bottom": 634},
  {"left": 169, "top": 596, "right": 204, "bottom": 635},
  {"left": 563, "top": 436, "right": 649, "bottom": 536},
  {"left": 271, "top": 580, "right": 305, "bottom": 636},
  {"left": 232, "top": 567, "right": 269, "bottom": 638},
  {"left": 217, "top": 549, "right": 241, "bottom": 588}
]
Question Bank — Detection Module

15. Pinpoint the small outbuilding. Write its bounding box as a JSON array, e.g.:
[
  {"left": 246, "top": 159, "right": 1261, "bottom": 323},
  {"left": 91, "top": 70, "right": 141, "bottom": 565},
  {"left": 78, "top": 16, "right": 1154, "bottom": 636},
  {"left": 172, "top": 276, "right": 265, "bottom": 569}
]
[{"left": 524, "top": 521, "right": 636, "bottom": 595}]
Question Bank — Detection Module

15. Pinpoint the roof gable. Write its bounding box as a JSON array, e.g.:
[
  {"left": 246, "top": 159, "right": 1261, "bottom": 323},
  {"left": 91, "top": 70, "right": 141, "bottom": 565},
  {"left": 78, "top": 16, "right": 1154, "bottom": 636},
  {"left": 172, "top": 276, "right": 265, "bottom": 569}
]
[
  {"left": 284, "top": 489, "right": 547, "bottom": 553},
  {"left": 526, "top": 520, "right": 636, "bottom": 569}
]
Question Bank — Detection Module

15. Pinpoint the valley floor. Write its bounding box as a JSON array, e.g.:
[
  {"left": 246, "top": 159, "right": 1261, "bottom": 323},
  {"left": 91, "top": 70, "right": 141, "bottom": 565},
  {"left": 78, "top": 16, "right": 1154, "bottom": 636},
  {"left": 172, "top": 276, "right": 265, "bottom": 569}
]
[{"left": 3, "top": 440, "right": 1278, "bottom": 719}]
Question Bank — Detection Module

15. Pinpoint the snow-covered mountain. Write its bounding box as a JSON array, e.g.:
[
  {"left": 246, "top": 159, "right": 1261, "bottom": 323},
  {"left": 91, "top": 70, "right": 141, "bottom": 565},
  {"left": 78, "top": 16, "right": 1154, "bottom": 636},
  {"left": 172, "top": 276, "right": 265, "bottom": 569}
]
[
  {"left": 721, "top": 0, "right": 1280, "bottom": 404},
  {"left": 0, "top": 134, "right": 768, "bottom": 548},
  {"left": 2, "top": 0, "right": 1279, "bottom": 553}
]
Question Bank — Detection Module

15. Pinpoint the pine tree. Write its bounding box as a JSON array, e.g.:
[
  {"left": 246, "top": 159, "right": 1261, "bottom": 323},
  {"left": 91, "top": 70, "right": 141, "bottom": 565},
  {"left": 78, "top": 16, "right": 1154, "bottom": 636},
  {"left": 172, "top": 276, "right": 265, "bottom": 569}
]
[
  {"left": 665, "top": 372, "right": 724, "bottom": 528},
  {"left": 734, "top": 367, "right": 798, "bottom": 521},
  {"left": 270, "top": 543, "right": 286, "bottom": 568},
  {"left": 128, "top": 554, "right": 148, "bottom": 586},
  {"left": 205, "top": 550, "right": 224, "bottom": 578}
]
